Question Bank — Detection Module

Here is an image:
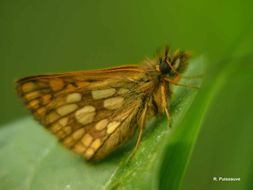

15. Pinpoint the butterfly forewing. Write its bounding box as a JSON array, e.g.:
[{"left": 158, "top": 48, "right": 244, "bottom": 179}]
[{"left": 16, "top": 66, "right": 150, "bottom": 160}]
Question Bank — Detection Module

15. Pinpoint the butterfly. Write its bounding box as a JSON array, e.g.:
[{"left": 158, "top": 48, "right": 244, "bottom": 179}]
[{"left": 16, "top": 47, "right": 191, "bottom": 161}]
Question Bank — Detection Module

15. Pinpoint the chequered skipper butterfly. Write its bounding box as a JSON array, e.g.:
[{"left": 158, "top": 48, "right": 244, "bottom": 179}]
[{"left": 16, "top": 47, "right": 192, "bottom": 161}]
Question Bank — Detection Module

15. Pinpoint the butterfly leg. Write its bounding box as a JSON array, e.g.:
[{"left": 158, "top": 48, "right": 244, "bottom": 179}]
[
  {"left": 127, "top": 103, "right": 148, "bottom": 161},
  {"left": 164, "top": 107, "right": 171, "bottom": 127}
]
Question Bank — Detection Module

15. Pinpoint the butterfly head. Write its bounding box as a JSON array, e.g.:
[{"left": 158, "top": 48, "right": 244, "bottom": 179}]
[{"left": 158, "top": 47, "right": 191, "bottom": 78}]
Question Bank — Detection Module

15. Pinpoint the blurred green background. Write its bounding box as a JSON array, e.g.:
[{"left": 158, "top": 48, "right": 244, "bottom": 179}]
[{"left": 1, "top": 0, "right": 253, "bottom": 190}]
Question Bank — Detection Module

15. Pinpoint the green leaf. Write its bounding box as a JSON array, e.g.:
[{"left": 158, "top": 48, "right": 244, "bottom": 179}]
[
  {"left": 0, "top": 56, "right": 204, "bottom": 190},
  {"left": 0, "top": 118, "right": 119, "bottom": 190}
]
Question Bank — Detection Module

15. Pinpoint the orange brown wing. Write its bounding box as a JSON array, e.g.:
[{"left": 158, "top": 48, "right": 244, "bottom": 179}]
[{"left": 16, "top": 66, "right": 151, "bottom": 160}]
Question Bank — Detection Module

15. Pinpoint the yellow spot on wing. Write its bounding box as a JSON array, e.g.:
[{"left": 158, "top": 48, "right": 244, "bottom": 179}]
[
  {"left": 75, "top": 106, "right": 96, "bottom": 124},
  {"left": 41, "top": 94, "right": 52, "bottom": 104},
  {"left": 73, "top": 144, "right": 86, "bottom": 154},
  {"left": 56, "top": 130, "right": 66, "bottom": 139},
  {"left": 36, "top": 107, "right": 46, "bottom": 115},
  {"left": 28, "top": 99, "right": 40, "bottom": 109},
  {"left": 85, "top": 148, "right": 95, "bottom": 159},
  {"left": 22, "top": 82, "right": 37, "bottom": 93},
  {"left": 91, "top": 139, "right": 101, "bottom": 149},
  {"left": 47, "top": 112, "right": 60, "bottom": 123},
  {"left": 107, "top": 121, "right": 120, "bottom": 134},
  {"left": 57, "top": 104, "right": 78, "bottom": 116},
  {"left": 50, "top": 123, "right": 62, "bottom": 133},
  {"left": 76, "top": 81, "right": 89, "bottom": 88},
  {"left": 49, "top": 79, "right": 64, "bottom": 91},
  {"left": 25, "top": 91, "right": 40, "bottom": 100},
  {"left": 72, "top": 128, "right": 85, "bottom": 140},
  {"left": 92, "top": 88, "right": 116, "bottom": 100},
  {"left": 63, "top": 126, "right": 72, "bottom": 135},
  {"left": 59, "top": 117, "right": 68, "bottom": 126},
  {"left": 95, "top": 119, "right": 108, "bottom": 131},
  {"left": 118, "top": 88, "right": 129, "bottom": 95},
  {"left": 103, "top": 96, "right": 124, "bottom": 110},
  {"left": 81, "top": 133, "right": 93, "bottom": 146},
  {"left": 66, "top": 93, "right": 82, "bottom": 103},
  {"left": 63, "top": 137, "right": 74, "bottom": 147}
]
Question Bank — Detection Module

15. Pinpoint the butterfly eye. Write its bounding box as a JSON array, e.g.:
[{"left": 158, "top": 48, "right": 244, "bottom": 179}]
[{"left": 159, "top": 59, "right": 170, "bottom": 74}]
